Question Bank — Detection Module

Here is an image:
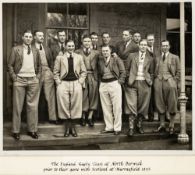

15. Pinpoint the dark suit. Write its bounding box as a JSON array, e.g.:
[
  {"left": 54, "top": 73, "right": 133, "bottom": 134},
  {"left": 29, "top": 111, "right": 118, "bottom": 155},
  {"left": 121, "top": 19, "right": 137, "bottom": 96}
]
[
  {"left": 115, "top": 40, "right": 139, "bottom": 61},
  {"left": 154, "top": 52, "right": 180, "bottom": 114},
  {"left": 50, "top": 42, "right": 63, "bottom": 61},
  {"left": 75, "top": 49, "right": 99, "bottom": 112},
  {"left": 7, "top": 44, "right": 41, "bottom": 133},
  {"left": 124, "top": 52, "right": 154, "bottom": 116}
]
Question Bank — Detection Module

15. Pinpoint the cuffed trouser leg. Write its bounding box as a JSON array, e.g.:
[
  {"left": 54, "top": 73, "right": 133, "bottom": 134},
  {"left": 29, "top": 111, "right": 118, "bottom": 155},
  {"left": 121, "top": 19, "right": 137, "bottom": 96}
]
[
  {"left": 129, "top": 114, "right": 135, "bottom": 129},
  {"left": 159, "top": 113, "right": 166, "bottom": 127}
]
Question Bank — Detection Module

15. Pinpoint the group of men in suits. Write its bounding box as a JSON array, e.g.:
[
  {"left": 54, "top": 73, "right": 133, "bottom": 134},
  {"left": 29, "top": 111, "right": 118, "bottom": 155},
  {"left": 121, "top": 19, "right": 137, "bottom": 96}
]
[{"left": 8, "top": 28, "right": 180, "bottom": 140}]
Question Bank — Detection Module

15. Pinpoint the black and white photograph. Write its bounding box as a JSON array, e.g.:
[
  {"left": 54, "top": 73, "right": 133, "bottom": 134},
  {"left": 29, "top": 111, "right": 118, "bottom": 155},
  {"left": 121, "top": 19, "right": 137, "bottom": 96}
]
[{"left": 0, "top": 0, "right": 194, "bottom": 174}]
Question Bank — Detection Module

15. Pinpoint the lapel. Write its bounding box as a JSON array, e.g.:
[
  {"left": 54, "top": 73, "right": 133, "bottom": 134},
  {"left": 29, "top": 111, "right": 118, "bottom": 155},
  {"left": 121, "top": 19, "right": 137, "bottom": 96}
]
[
  {"left": 143, "top": 52, "right": 150, "bottom": 68},
  {"left": 134, "top": 52, "right": 139, "bottom": 67},
  {"left": 16, "top": 45, "right": 23, "bottom": 63},
  {"left": 62, "top": 52, "right": 68, "bottom": 71},
  {"left": 73, "top": 53, "right": 77, "bottom": 72},
  {"left": 108, "top": 56, "right": 114, "bottom": 71},
  {"left": 31, "top": 46, "right": 37, "bottom": 66}
]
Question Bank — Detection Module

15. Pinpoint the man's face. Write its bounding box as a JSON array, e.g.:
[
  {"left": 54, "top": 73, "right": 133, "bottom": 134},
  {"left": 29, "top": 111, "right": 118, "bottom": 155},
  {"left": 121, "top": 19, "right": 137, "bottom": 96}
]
[
  {"left": 147, "top": 35, "right": 155, "bottom": 47},
  {"left": 133, "top": 33, "right": 141, "bottom": 44},
  {"left": 34, "top": 32, "right": 44, "bottom": 44},
  {"left": 139, "top": 40, "right": 148, "bottom": 53},
  {"left": 57, "top": 31, "right": 66, "bottom": 43},
  {"left": 91, "top": 34, "right": 98, "bottom": 45},
  {"left": 22, "top": 32, "right": 33, "bottom": 45},
  {"left": 82, "top": 37, "right": 92, "bottom": 49},
  {"left": 122, "top": 31, "right": 132, "bottom": 42},
  {"left": 161, "top": 41, "right": 170, "bottom": 53},
  {"left": 66, "top": 41, "right": 75, "bottom": 53},
  {"left": 102, "top": 46, "right": 111, "bottom": 58},
  {"left": 102, "top": 33, "right": 111, "bottom": 45}
]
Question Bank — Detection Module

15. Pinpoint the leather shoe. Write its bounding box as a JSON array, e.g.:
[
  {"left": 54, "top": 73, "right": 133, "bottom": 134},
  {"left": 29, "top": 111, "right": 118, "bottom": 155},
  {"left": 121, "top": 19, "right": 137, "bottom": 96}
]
[
  {"left": 80, "top": 118, "right": 86, "bottom": 126},
  {"left": 70, "top": 127, "right": 78, "bottom": 137},
  {"left": 114, "top": 131, "right": 121, "bottom": 135},
  {"left": 87, "top": 119, "right": 94, "bottom": 127},
  {"left": 64, "top": 128, "right": 70, "bottom": 137},
  {"left": 169, "top": 127, "right": 175, "bottom": 135},
  {"left": 101, "top": 130, "right": 114, "bottom": 134},
  {"left": 153, "top": 126, "right": 166, "bottom": 133},
  {"left": 137, "top": 127, "right": 144, "bottom": 134},
  {"left": 27, "top": 132, "right": 38, "bottom": 139},
  {"left": 127, "top": 128, "right": 134, "bottom": 136},
  {"left": 13, "top": 133, "right": 20, "bottom": 140}
]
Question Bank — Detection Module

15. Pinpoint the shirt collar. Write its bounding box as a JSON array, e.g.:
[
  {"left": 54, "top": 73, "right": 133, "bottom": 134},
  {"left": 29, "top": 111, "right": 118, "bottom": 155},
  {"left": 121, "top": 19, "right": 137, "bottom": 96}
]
[
  {"left": 65, "top": 52, "right": 74, "bottom": 58},
  {"left": 125, "top": 40, "right": 131, "bottom": 47},
  {"left": 162, "top": 51, "right": 169, "bottom": 58},
  {"left": 139, "top": 51, "right": 146, "bottom": 57},
  {"left": 35, "top": 42, "right": 43, "bottom": 49},
  {"left": 23, "top": 43, "right": 31, "bottom": 49},
  {"left": 83, "top": 47, "right": 91, "bottom": 52},
  {"left": 58, "top": 42, "right": 65, "bottom": 47}
]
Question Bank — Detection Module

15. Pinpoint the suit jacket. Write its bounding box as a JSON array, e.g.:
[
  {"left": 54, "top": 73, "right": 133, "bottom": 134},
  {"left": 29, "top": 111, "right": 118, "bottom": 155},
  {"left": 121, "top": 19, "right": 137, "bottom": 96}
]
[
  {"left": 98, "top": 55, "right": 126, "bottom": 84},
  {"left": 154, "top": 52, "right": 180, "bottom": 82},
  {"left": 32, "top": 44, "right": 55, "bottom": 71},
  {"left": 50, "top": 43, "right": 63, "bottom": 61},
  {"left": 7, "top": 45, "right": 41, "bottom": 81},
  {"left": 115, "top": 40, "right": 139, "bottom": 60},
  {"left": 75, "top": 48, "right": 99, "bottom": 81},
  {"left": 127, "top": 52, "right": 154, "bottom": 87},
  {"left": 53, "top": 52, "right": 87, "bottom": 87}
]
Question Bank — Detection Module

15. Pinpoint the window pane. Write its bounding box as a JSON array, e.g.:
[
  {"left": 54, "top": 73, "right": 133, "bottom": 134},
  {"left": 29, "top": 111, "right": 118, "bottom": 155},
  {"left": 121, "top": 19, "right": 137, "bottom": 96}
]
[
  {"left": 68, "top": 4, "right": 87, "bottom": 27},
  {"left": 68, "top": 29, "right": 88, "bottom": 49},
  {"left": 47, "top": 3, "right": 67, "bottom": 27}
]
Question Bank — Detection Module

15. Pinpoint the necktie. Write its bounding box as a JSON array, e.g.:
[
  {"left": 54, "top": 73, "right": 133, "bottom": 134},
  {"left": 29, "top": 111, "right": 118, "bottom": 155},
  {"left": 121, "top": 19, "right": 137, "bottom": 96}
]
[
  {"left": 61, "top": 44, "right": 65, "bottom": 53},
  {"left": 85, "top": 48, "right": 90, "bottom": 56},
  {"left": 27, "top": 45, "right": 31, "bottom": 55},
  {"left": 140, "top": 53, "right": 144, "bottom": 60},
  {"left": 69, "top": 53, "right": 73, "bottom": 59},
  {"left": 40, "top": 44, "right": 42, "bottom": 50},
  {"left": 163, "top": 53, "right": 166, "bottom": 62}
]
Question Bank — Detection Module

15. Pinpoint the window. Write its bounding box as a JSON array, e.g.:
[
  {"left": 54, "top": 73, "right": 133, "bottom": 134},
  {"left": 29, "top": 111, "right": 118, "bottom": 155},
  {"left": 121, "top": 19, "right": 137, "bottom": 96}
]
[{"left": 46, "top": 3, "right": 89, "bottom": 49}]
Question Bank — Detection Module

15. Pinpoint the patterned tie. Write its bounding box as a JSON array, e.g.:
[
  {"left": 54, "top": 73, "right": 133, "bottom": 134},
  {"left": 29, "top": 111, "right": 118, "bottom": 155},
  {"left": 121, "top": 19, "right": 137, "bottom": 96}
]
[
  {"left": 27, "top": 45, "right": 31, "bottom": 55},
  {"left": 140, "top": 53, "right": 144, "bottom": 60}
]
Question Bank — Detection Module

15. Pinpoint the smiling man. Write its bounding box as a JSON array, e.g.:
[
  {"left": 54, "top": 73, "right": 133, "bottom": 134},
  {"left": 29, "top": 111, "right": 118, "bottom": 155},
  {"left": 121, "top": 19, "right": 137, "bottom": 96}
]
[
  {"left": 98, "top": 45, "right": 126, "bottom": 135},
  {"left": 53, "top": 39, "right": 87, "bottom": 137},
  {"left": 125, "top": 39, "right": 154, "bottom": 136},
  {"left": 8, "top": 29, "right": 41, "bottom": 140}
]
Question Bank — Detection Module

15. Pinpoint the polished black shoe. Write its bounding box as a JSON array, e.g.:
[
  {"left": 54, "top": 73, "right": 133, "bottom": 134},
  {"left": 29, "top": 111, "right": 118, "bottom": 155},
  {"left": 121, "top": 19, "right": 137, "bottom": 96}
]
[
  {"left": 137, "top": 127, "right": 145, "bottom": 134},
  {"left": 13, "top": 133, "right": 20, "bottom": 140},
  {"left": 153, "top": 126, "right": 166, "bottom": 133},
  {"left": 27, "top": 132, "right": 38, "bottom": 139},
  {"left": 64, "top": 128, "right": 70, "bottom": 137},
  {"left": 127, "top": 128, "right": 134, "bottom": 136},
  {"left": 87, "top": 119, "right": 94, "bottom": 127},
  {"left": 80, "top": 117, "right": 86, "bottom": 126},
  {"left": 169, "top": 127, "right": 175, "bottom": 135},
  {"left": 114, "top": 131, "right": 121, "bottom": 135},
  {"left": 70, "top": 127, "right": 78, "bottom": 137},
  {"left": 101, "top": 130, "right": 114, "bottom": 134}
]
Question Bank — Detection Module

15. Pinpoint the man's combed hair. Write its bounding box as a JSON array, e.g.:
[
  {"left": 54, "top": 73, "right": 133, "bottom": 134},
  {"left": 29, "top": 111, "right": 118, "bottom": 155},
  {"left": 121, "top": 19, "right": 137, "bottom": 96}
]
[
  {"left": 65, "top": 39, "right": 75, "bottom": 45},
  {"left": 23, "top": 29, "right": 33, "bottom": 36}
]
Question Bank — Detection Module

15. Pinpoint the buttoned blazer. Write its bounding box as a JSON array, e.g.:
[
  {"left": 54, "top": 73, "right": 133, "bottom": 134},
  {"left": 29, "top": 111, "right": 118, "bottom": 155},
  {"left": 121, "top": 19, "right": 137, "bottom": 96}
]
[
  {"left": 154, "top": 52, "right": 180, "bottom": 82},
  {"left": 75, "top": 49, "right": 99, "bottom": 81},
  {"left": 50, "top": 43, "right": 62, "bottom": 61},
  {"left": 53, "top": 52, "right": 87, "bottom": 87},
  {"left": 115, "top": 40, "right": 139, "bottom": 60},
  {"left": 7, "top": 45, "right": 41, "bottom": 81},
  {"left": 97, "top": 55, "right": 126, "bottom": 84},
  {"left": 127, "top": 52, "right": 154, "bottom": 87}
]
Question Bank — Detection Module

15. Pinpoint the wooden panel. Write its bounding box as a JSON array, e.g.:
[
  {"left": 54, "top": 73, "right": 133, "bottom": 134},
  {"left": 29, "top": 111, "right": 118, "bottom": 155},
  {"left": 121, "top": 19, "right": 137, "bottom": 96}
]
[{"left": 90, "top": 3, "right": 166, "bottom": 50}]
